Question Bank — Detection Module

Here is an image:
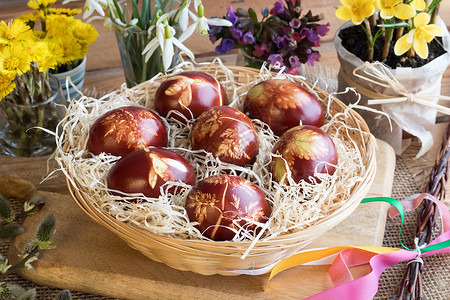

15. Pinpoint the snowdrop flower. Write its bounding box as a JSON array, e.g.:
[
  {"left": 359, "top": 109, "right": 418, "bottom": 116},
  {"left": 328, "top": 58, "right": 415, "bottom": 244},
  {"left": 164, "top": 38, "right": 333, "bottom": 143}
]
[
  {"left": 175, "top": 0, "right": 191, "bottom": 31},
  {"left": 83, "top": 0, "right": 109, "bottom": 19},
  {"left": 179, "top": 3, "right": 232, "bottom": 42},
  {"left": 142, "top": 17, "right": 195, "bottom": 71}
]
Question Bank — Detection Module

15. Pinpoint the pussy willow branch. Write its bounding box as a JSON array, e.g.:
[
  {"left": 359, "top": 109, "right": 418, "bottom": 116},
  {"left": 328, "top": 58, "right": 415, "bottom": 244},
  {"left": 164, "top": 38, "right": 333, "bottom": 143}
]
[{"left": 391, "top": 122, "right": 450, "bottom": 300}]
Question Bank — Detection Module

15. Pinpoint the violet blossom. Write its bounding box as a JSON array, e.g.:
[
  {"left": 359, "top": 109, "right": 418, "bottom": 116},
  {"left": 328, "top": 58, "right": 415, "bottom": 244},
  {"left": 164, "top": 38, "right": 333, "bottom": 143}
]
[
  {"left": 286, "top": 68, "right": 298, "bottom": 75},
  {"left": 226, "top": 6, "right": 238, "bottom": 25},
  {"left": 230, "top": 27, "right": 243, "bottom": 40},
  {"left": 289, "top": 55, "right": 301, "bottom": 68},
  {"left": 268, "top": 53, "right": 284, "bottom": 69},
  {"left": 289, "top": 18, "right": 301, "bottom": 29},
  {"left": 243, "top": 32, "right": 255, "bottom": 44},
  {"left": 300, "top": 28, "right": 320, "bottom": 43},
  {"left": 216, "top": 38, "right": 235, "bottom": 54},
  {"left": 316, "top": 23, "right": 330, "bottom": 36},
  {"left": 275, "top": 35, "right": 291, "bottom": 49},
  {"left": 307, "top": 52, "right": 321, "bottom": 66},
  {"left": 270, "top": 0, "right": 285, "bottom": 16}
]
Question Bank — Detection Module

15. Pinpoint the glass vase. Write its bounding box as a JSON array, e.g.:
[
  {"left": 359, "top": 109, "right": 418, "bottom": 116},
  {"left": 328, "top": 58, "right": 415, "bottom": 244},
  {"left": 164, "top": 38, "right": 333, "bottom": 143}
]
[
  {"left": 114, "top": 24, "right": 180, "bottom": 88},
  {"left": 236, "top": 49, "right": 266, "bottom": 69},
  {"left": 0, "top": 76, "right": 65, "bottom": 157}
]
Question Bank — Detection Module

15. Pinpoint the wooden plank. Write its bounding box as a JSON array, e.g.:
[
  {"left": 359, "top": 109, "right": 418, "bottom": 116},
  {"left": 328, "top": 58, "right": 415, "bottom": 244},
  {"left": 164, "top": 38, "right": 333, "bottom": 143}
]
[{"left": 6, "top": 139, "right": 394, "bottom": 300}]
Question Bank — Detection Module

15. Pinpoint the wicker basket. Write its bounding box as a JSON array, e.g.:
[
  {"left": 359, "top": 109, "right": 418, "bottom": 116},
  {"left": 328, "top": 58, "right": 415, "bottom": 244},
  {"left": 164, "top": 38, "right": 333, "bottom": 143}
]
[{"left": 63, "top": 64, "right": 376, "bottom": 276}]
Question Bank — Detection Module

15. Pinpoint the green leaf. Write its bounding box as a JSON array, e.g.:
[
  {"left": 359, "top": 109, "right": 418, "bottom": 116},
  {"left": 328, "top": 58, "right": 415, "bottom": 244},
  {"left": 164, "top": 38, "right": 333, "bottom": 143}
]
[
  {"left": 248, "top": 8, "right": 258, "bottom": 23},
  {"left": 141, "top": 0, "right": 151, "bottom": 29},
  {"left": 112, "top": 0, "right": 125, "bottom": 24},
  {"left": 0, "top": 223, "right": 24, "bottom": 240},
  {"left": 377, "top": 22, "right": 409, "bottom": 28},
  {"left": 55, "top": 290, "right": 72, "bottom": 300},
  {"left": 17, "top": 288, "right": 36, "bottom": 300},
  {"left": 36, "top": 214, "right": 55, "bottom": 243},
  {"left": 131, "top": 0, "right": 144, "bottom": 29},
  {"left": 0, "top": 195, "right": 13, "bottom": 222}
]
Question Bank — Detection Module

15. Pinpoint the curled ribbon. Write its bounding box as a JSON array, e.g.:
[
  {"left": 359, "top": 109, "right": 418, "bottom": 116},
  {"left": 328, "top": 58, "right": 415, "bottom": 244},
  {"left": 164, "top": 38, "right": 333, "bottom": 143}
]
[
  {"left": 265, "top": 194, "right": 450, "bottom": 299},
  {"left": 351, "top": 61, "right": 450, "bottom": 115}
]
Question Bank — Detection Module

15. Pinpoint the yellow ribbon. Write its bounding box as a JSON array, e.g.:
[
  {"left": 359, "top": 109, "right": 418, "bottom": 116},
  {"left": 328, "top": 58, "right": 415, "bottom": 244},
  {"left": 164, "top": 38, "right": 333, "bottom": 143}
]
[{"left": 265, "top": 245, "right": 401, "bottom": 290}]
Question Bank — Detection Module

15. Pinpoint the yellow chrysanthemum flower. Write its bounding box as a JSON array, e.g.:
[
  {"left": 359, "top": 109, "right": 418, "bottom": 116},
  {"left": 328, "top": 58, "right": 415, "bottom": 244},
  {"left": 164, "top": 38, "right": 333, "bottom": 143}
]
[
  {"left": 48, "top": 8, "right": 82, "bottom": 16},
  {"left": 394, "top": 12, "right": 444, "bottom": 59},
  {"left": 70, "top": 19, "right": 99, "bottom": 45},
  {"left": 0, "top": 45, "right": 32, "bottom": 76},
  {"left": 0, "top": 74, "right": 16, "bottom": 100},
  {"left": 45, "top": 14, "right": 72, "bottom": 37},
  {"left": 27, "top": 0, "right": 57, "bottom": 10},
  {"left": 54, "top": 35, "right": 84, "bottom": 64},
  {"left": 335, "top": 0, "right": 376, "bottom": 25},
  {"left": 374, "top": 0, "right": 415, "bottom": 20},
  {"left": 0, "top": 19, "right": 33, "bottom": 46}
]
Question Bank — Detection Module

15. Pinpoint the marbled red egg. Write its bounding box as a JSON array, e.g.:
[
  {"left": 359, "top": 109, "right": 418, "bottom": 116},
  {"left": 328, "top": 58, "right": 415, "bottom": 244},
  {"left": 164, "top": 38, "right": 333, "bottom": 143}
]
[
  {"left": 107, "top": 147, "right": 195, "bottom": 199},
  {"left": 154, "top": 71, "right": 228, "bottom": 121},
  {"left": 191, "top": 106, "right": 259, "bottom": 166},
  {"left": 186, "top": 175, "right": 271, "bottom": 241},
  {"left": 271, "top": 125, "right": 337, "bottom": 184},
  {"left": 88, "top": 106, "right": 167, "bottom": 156},
  {"left": 244, "top": 79, "right": 324, "bottom": 136}
]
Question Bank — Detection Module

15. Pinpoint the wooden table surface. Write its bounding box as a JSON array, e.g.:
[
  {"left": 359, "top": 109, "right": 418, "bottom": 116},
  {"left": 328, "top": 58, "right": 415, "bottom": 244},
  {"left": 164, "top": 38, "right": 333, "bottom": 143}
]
[{"left": 1, "top": 0, "right": 450, "bottom": 298}]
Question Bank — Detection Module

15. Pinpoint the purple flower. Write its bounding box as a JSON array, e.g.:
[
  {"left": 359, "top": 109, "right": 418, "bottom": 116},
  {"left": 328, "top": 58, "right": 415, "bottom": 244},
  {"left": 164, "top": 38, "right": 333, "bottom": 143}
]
[
  {"left": 270, "top": 0, "right": 285, "bottom": 16},
  {"left": 261, "top": 7, "right": 269, "bottom": 18},
  {"left": 286, "top": 68, "right": 298, "bottom": 75},
  {"left": 230, "top": 27, "right": 243, "bottom": 40},
  {"left": 253, "top": 43, "right": 269, "bottom": 58},
  {"left": 243, "top": 32, "right": 255, "bottom": 44},
  {"left": 288, "top": 55, "right": 301, "bottom": 68},
  {"left": 216, "top": 38, "right": 235, "bottom": 55},
  {"left": 307, "top": 52, "right": 321, "bottom": 66},
  {"left": 275, "top": 35, "right": 291, "bottom": 49},
  {"left": 289, "top": 18, "right": 301, "bottom": 29},
  {"left": 226, "top": 6, "right": 238, "bottom": 25},
  {"left": 268, "top": 54, "right": 284, "bottom": 69},
  {"left": 300, "top": 28, "right": 320, "bottom": 43},
  {"left": 316, "top": 23, "right": 330, "bottom": 37}
]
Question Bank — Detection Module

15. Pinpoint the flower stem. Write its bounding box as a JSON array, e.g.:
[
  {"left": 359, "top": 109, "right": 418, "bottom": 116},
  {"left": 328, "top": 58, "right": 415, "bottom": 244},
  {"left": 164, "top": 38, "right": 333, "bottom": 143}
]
[
  {"left": 364, "top": 20, "right": 374, "bottom": 61},
  {"left": 0, "top": 246, "right": 40, "bottom": 279}
]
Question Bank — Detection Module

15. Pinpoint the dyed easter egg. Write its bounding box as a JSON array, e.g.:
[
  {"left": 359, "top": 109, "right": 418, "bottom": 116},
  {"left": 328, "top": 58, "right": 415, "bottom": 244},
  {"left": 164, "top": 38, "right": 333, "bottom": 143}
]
[
  {"left": 88, "top": 106, "right": 167, "bottom": 156},
  {"left": 244, "top": 79, "right": 323, "bottom": 136},
  {"left": 191, "top": 106, "right": 259, "bottom": 166},
  {"left": 154, "top": 71, "right": 228, "bottom": 121},
  {"left": 271, "top": 125, "right": 337, "bottom": 184},
  {"left": 186, "top": 175, "right": 271, "bottom": 241},
  {"left": 107, "top": 147, "right": 195, "bottom": 199}
]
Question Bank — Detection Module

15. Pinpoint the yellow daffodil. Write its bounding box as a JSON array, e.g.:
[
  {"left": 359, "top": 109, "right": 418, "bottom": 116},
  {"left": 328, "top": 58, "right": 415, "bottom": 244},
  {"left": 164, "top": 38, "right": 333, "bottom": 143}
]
[
  {"left": 0, "top": 73, "right": 16, "bottom": 100},
  {"left": 69, "top": 19, "right": 99, "bottom": 45},
  {"left": 374, "top": 0, "right": 415, "bottom": 20},
  {"left": 0, "top": 45, "right": 32, "bottom": 76},
  {"left": 0, "top": 19, "right": 33, "bottom": 46},
  {"left": 335, "top": 0, "right": 376, "bottom": 25},
  {"left": 410, "top": 0, "right": 426, "bottom": 11},
  {"left": 27, "top": 0, "right": 57, "bottom": 10},
  {"left": 394, "top": 12, "right": 444, "bottom": 59}
]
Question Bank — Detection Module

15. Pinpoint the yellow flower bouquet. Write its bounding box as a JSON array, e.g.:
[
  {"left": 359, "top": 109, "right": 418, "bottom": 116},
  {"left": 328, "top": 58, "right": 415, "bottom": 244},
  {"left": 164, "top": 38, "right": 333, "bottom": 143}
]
[
  {"left": 333, "top": 0, "right": 450, "bottom": 158},
  {"left": 0, "top": 18, "right": 63, "bottom": 156}
]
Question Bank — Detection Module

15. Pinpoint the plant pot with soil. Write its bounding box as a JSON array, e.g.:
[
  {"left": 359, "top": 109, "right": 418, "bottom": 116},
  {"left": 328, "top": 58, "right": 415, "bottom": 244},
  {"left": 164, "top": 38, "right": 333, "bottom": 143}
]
[{"left": 334, "top": 0, "right": 450, "bottom": 157}]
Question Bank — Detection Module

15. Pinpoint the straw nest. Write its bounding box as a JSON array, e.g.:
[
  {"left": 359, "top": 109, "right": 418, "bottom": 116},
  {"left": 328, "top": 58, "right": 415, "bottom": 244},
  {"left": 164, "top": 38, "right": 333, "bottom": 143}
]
[{"left": 55, "top": 60, "right": 376, "bottom": 275}]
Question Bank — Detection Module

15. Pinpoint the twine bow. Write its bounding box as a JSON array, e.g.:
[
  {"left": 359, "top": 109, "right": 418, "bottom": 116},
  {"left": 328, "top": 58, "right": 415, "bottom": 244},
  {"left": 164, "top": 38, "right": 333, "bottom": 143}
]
[{"left": 350, "top": 61, "right": 450, "bottom": 115}]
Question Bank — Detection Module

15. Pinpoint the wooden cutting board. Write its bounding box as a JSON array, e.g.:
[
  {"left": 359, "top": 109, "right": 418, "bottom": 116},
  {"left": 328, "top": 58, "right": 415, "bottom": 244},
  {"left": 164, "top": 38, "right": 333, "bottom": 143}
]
[{"left": 7, "top": 139, "right": 395, "bottom": 300}]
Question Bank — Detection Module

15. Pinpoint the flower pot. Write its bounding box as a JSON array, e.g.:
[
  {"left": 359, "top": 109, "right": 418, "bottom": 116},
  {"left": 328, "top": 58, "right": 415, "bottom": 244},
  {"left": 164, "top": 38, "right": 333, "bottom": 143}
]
[
  {"left": 0, "top": 76, "right": 65, "bottom": 157},
  {"left": 114, "top": 24, "right": 181, "bottom": 88},
  {"left": 50, "top": 56, "right": 86, "bottom": 101},
  {"left": 334, "top": 18, "right": 450, "bottom": 157}
]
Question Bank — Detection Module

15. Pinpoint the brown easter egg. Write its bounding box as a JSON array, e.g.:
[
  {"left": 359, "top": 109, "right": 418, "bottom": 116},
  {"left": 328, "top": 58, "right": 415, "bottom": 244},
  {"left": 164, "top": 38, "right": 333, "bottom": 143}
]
[
  {"left": 88, "top": 106, "right": 167, "bottom": 156},
  {"left": 154, "top": 71, "right": 228, "bottom": 121},
  {"left": 107, "top": 147, "right": 195, "bottom": 199},
  {"left": 191, "top": 106, "right": 259, "bottom": 166},
  {"left": 186, "top": 175, "right": 271, "bottom": 241},
  {"left": 271, "top": 125, "right": 337, "bottom": 184},
  {"left": 244, "top": 79, "right": 324, "bottom": 136}
]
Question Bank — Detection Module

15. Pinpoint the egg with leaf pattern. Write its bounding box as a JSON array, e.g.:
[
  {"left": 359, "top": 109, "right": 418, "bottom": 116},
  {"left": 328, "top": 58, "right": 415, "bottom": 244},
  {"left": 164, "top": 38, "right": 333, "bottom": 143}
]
[
  {"left": 154, "top": 71, "right": 228, "bottom": 121},
  {"left": 244, "top": 79, "right": 323, "bottom": 136},
  {"left": 191, "top": 106, "right": 259, "bottom": 166},
  {"left": 185, "top": 174, "right": 271, "bottom": 241},
  {"left": 271, "top": 125, "right": 337, "bottom": 184},
  {"left": 88, "top": 106, "right": 167, "bottom": 157},
  {"left": 107, "top": 147, "right": 195, "bottom": 199}
]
